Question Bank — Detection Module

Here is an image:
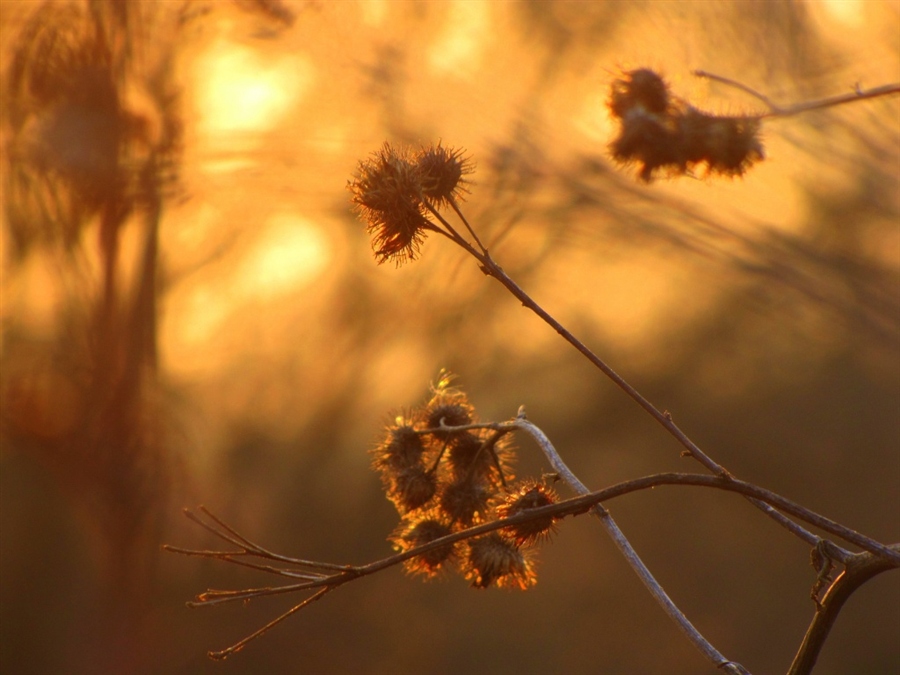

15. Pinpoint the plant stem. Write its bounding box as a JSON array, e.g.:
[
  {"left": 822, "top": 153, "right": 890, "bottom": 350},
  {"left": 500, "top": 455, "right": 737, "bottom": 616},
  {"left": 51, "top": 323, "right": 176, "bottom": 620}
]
[
  {"left": 454, "top": 240, "right": 839, "bottom": 556},
  {"left": 511, "top": 414, "right": 750, "bottom": 675},
  {"left": 692, "top": 70, "right": 900, "bottom": 118}
]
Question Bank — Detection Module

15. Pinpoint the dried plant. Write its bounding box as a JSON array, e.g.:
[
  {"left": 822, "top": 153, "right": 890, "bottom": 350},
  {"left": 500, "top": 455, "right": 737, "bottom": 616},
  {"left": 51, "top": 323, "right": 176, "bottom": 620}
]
[
  {"left": 607, "top": 67, "right": 900, "bottom": 182},
  {"left": 2, "top": 0, "right": 185, "bottom": 589},
  {"left": 608, "top": 68, "right": 764, "bottom": 181},
  {"left": 166, "top": 69, "right": 900, "bottom": 673}
]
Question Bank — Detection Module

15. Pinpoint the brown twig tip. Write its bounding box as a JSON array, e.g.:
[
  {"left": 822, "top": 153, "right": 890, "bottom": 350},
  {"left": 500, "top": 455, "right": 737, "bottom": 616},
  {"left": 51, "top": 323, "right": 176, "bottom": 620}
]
[
  {"left": 348, "top": 142, "right": 473, "bottom": 265},
  {"left": 608, "top": 68, "right": 764, "bottom": 182}
]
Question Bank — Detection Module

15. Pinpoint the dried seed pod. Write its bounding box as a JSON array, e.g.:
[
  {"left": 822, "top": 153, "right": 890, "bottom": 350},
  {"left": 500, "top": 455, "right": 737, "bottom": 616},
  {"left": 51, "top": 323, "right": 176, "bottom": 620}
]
[
  {"left": 373, "top": 422, "right": 427, "bottom": 473},
  {"left": 607, "top": 67, "right": 765, "bottom": 181},
  {"left": 609, "top": 108, "right": 679, "bottom": 182},
  {"left": 438, "top": 475, "right": 493, "bottom": 526},
  {"left": 423, "top": 378, "right": 475, "bottom": 441},
  {"left": 676, "top": 109, "right": 764, "bottom": 176},
  {"left": 388, "top": 464, "right": 438, "bottom": 513},
  {"left": 448, "top": 430, "right": 515, "bottom": 486},
  {"left": 448, "top": 432, "right": 493, "bottom": 479},
  {"left": 499, "top": 480, "right": 559, "bottom": 545},
  {"left": 391, "top": 514, "right": 457, "bottom": 577},
  {"left": 348, "top": 143, "right": 430, "bottom": 264},
  {"left": 464, "top": 533, "right": 536, "bottom": 590},
  {"left": 609, "top": 68, "right": 671, "bottom": 118},
  {"left": 414, "top": 143, "right": 473, "bottom": 208}
]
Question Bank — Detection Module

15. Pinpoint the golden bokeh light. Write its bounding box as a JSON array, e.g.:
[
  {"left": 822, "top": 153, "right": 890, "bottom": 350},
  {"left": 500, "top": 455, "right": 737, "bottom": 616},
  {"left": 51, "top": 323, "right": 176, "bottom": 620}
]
[
  {"left": 160, "top": 210, "right": 334, "bottom": 375},
  {"left": 427, "top": 0, "right": 492, "bottom": 76},
  {"left": 193, "top": 39, "right": 315, "bottom": 137},
  {"left": 235, "top": 212, "right": 331, "bottom": 299},
  {"left": 820, "top": 0, "right": 866, "bottom": 27}
]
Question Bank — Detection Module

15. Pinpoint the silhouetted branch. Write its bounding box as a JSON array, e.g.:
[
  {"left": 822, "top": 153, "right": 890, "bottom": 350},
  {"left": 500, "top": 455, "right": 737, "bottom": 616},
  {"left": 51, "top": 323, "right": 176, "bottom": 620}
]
[
  {"left": 167, "top": 447, "right": 898, "bottom": 663},
  {"left": 789, "top": 545, "right": 900, "bottom": 675},
  {"left": 693, "top": 69, "right": 900, "bottom": 118}
]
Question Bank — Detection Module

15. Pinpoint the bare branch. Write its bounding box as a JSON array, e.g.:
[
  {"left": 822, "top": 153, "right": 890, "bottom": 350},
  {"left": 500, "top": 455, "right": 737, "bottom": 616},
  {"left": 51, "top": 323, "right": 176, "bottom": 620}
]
[
  {"left": 167, "top": 464, "right": 898, "bottom": 660},
  {"left": 693, "top": 69, "right": 900, "bottom": 118},
  {"left": 442, "top": 232, "right": 842, "bottom": 559},
  {"left": 207, "top": 588, "right": 334, "bottom": 661},
  {"left": 510, "top": 412, "right": 745, "bottom": 673},
  {"left": 788, "top": 545, "right": 900, "bottom": 675}
]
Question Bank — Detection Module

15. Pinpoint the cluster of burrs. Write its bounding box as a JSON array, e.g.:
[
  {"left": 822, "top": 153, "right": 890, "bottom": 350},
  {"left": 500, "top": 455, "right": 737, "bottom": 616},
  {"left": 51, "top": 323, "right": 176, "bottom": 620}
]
[
  {"left": 372, "top": 373, "right": 560, "bottom": 589},
  {"left": 608, "top": 68, "right": 764, "bottom": 181},
  {"left": 348, "top": 142, "right": 474, "bottom": 265}
]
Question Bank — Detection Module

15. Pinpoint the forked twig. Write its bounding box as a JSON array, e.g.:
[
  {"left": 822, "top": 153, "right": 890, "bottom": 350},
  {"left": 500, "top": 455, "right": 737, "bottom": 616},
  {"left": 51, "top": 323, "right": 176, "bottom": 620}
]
[
  {"left": 510, "top": 411, "right": 745, "bottom": 673},
  {"left": 207, "top": 588, "right": 334, "bottom": 660},
  {"left": 788, "top": 545, "right": 900, "bottom": 675}
]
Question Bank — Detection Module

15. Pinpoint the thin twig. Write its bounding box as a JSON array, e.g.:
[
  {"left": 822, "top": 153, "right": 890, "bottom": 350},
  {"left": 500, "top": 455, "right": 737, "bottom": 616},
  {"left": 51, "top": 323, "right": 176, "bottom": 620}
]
[
  {"left": 186, "top": 506, "right": 353, "bottom": 572},
  {"left": 173, "top": 471, "right": 900, "bottom": 599},
  {"left": 507, "top": 420, "right": 899, "bottom": 564},
  {"left": 448, "top": 194, "right": 488, "bottom": 254},
  {"left": 692, "top": 69, "right": 777, "bottom": 109},
  {"left": 160, "top": 546, "right": 328, "bottom": 580},
  {"left": 693, "top": 69, "right": 900, "bottom": 118},
  {"left": 439, "top": 230, "right": 840, "bottom": 558},
  {"left": 788, "top": 545, "right": 900, "bottom": 675},
  {"left": 168, "top": 466, "right": 898, "bottom": 658},
  {"left": 232, "top": 472, "right": 900, "bottom": 577},
  {"left": 510, "top": 411, "right": 747, "bottom": 674},
  {"left": 207, "top": 588, "right": 334, "bottom": 660}
]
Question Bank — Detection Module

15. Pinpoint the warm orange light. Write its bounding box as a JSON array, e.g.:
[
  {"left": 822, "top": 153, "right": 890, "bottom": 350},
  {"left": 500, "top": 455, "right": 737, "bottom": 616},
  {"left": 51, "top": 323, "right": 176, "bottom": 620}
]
[
  {"left": 427, "top": 1, "right": 492, "bottom": 76},
  {"left": 235, "top": 213, "right": 331, "bottom": 299},
  {"left": 819, "top": 0, "right": 865, "bottom": 27},
  {"left": 193, "top": 40, "right": 314, "bottom": 136}
]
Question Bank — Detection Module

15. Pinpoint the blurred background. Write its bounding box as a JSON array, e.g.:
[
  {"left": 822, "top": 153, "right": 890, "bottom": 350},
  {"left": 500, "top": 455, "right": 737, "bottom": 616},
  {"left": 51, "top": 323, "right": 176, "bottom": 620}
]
[{"left": 1, "top": 1, "right": 898, "bottom": 674}]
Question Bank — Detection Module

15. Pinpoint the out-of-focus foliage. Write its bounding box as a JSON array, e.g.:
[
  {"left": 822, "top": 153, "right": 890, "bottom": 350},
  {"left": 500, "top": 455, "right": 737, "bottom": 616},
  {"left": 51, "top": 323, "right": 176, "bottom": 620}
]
[{"left": 1, "top": 2, "right": 897, "bottom": 674}]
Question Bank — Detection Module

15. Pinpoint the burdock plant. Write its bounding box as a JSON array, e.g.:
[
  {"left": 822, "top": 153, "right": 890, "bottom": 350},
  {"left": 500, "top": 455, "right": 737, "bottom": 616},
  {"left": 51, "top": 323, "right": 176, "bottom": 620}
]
[{"left": 167, "top": 69, "right": 900, "bottom": 673}]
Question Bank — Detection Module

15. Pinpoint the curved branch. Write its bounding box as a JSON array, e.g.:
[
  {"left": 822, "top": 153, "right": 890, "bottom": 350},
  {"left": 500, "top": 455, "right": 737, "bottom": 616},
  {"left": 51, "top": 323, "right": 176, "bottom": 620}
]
[
  {"left": 166, "top": 471, "right": 898, "bottom": 659},
  {"left": 511, "top": 414, "right": 748, "bottom": 674},
  {"left": 788, "top": 545, "right": 900, "bottom": 675}
]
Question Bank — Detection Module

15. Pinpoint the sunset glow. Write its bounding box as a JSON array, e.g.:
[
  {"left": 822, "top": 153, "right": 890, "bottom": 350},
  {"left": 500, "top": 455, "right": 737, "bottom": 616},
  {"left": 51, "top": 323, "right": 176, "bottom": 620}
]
[{"left": 194, "top": 40, "right": 314, "bottom": 135}]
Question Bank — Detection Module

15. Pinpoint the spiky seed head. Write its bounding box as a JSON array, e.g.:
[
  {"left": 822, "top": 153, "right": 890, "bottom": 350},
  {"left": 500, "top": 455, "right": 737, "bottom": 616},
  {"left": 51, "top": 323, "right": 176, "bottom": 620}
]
[
  {"left": 373, "top": 423, "right": 427, "bottom": 473},
  {"left": 606, "top": 67, "right": 765, "bottom": 182},
  {"left": 438, "top": 475, "right": 492, "bottom": 526},
  {"left": 499, "top": 480, "right": 559, "bottom": 545},
  {"left": 414, "top": 143, "right": 473, "bottom": 208},
  {"left": 447, "top": 431, "right": 493, "bottom": 479},
  {"left": 391, "top": 515, "right": 457, "bottom": 577},
  {"left": 389, "top": 464, "right": 438, "bottom": 513},
  {"left": 464, "top": 533, "right": 536, "bottom": 590},
  {"left": 609, "top": 68, "right": 671, "bottom": 118},
  {"left": 348, "top": 143, "right": 430, "bottom": 265}
]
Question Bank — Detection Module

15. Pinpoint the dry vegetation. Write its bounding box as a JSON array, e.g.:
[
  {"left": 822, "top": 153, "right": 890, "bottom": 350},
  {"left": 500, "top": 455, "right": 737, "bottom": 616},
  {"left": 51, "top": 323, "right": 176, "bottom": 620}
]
[{"left": 2, "top": 2, "right": 898, "bottom": 675}]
